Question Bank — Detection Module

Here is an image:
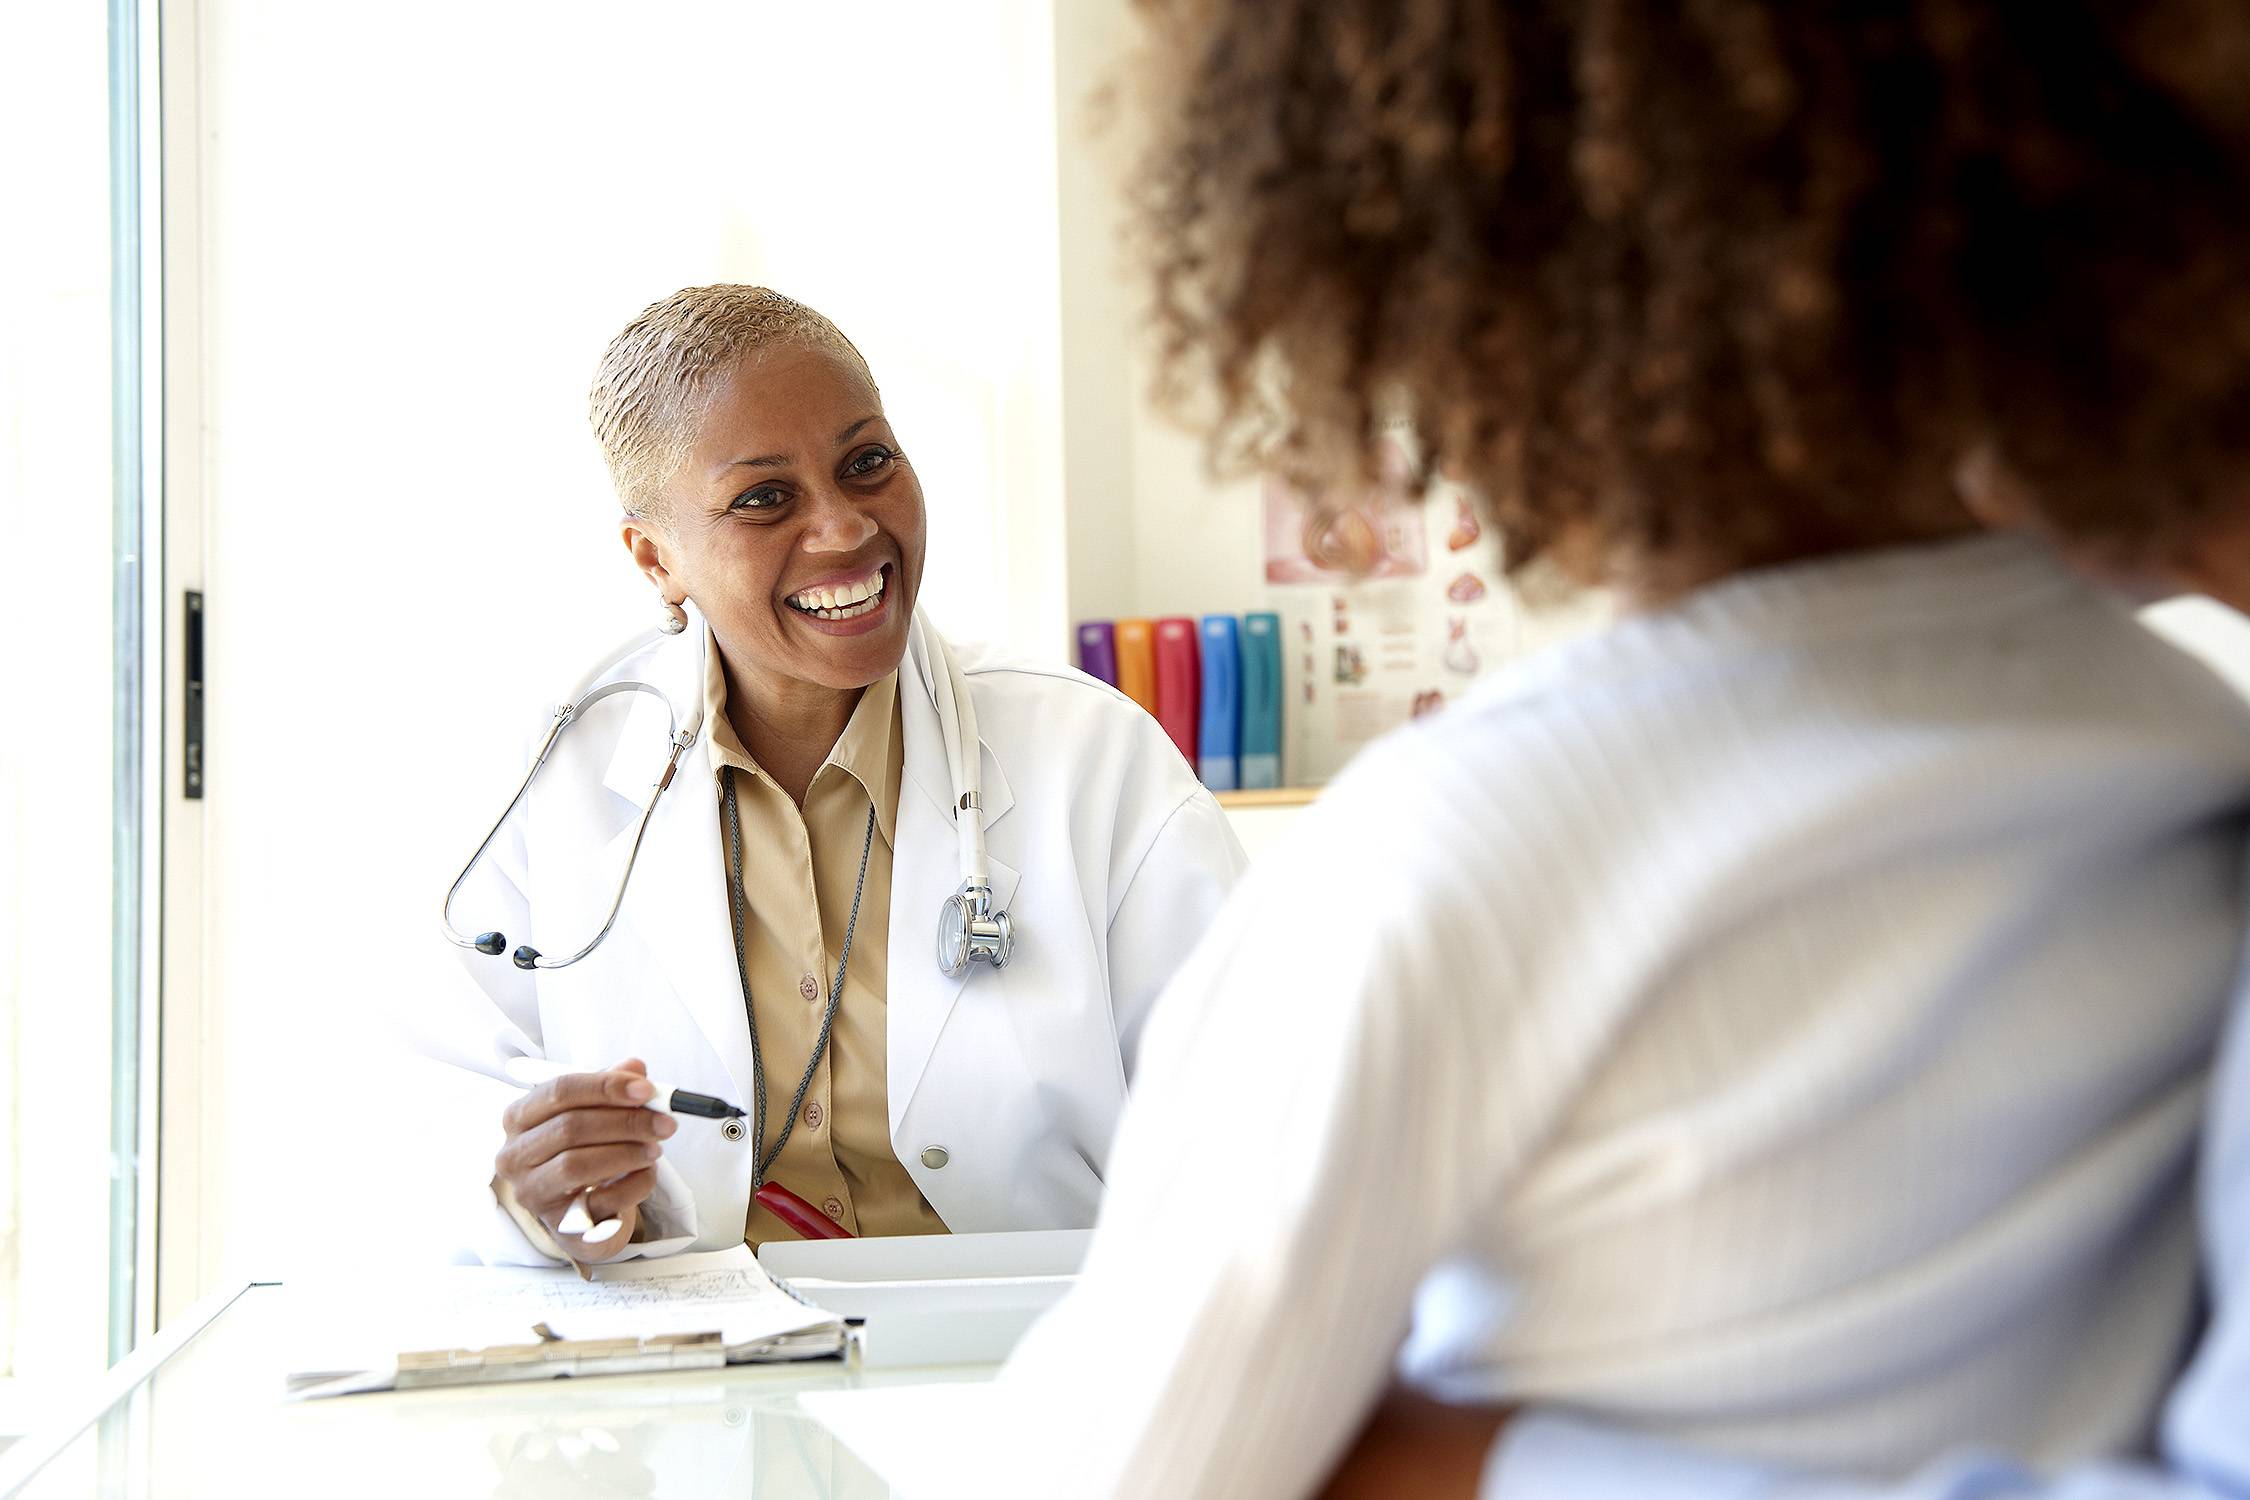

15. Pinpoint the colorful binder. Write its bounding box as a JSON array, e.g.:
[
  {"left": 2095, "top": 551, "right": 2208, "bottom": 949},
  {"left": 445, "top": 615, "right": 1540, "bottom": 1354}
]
[
  {"left": 1152, "top": 617, "right": 1201, "bottom": 766},
  {"left": 1114, "top": 618, "right": 1158, "bottom": 717},
  {"left": 1076, "top": 621, "right": 1118, "bottom": 686},
  {"left": 1239, "top": 611, "right": 1283, "bottom": 789},
  {"left": 1198, "top": 616, "right": 1241, "bottom": 791}
]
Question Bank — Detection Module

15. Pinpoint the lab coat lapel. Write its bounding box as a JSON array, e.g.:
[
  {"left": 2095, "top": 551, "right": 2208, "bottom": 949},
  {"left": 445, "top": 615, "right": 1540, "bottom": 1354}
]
[
  {"left": 887, "top": 641, "right": 1020, "bottom": 1135},
  {"left": 593, "top": 628, "right": 755, "bottom": 1103}
]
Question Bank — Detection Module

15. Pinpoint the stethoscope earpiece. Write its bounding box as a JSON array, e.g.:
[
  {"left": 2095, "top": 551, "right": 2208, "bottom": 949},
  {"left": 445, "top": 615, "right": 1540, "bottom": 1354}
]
[
  {"left": 473, "top": 931, "right": 507, "bottom": 956},
  {"left": 511, "top": 946, "right": 543, "bottom": 971}
]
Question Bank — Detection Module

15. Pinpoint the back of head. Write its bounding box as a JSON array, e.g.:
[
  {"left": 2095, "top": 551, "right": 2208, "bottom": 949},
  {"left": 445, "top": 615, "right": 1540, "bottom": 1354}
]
[{"left": 1127, "top": 0, "right": 2250, "bottom": 595}]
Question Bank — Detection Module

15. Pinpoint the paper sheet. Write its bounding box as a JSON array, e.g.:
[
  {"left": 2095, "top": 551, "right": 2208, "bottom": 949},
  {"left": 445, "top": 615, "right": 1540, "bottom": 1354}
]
[{"left": 284, "top": 1247, "right": 836, "bottom": 1387}]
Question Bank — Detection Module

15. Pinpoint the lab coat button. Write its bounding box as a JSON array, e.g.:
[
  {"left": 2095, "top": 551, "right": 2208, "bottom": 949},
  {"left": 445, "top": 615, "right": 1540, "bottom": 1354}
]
[
  {"left": 799, "top": 973, "right": 818, "bottom": 1001},
  {"left": 721, "top": 1118, "right": 746, "bottom": 1142},
  {"left": 920, "top": 1146, "right": 949, "bottom": 1170},
  {"left": 804, "top": 1101, "right": 823, "bottom": 1130},
  {"left": 822, "top": 1197, "right": 844, "bottom": 1220}
]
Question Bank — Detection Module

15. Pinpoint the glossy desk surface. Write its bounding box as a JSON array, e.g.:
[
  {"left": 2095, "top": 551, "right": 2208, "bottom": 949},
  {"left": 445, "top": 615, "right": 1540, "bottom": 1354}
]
[{"left": 12, "top": 1284, "right": 994, "bottom": 1499}]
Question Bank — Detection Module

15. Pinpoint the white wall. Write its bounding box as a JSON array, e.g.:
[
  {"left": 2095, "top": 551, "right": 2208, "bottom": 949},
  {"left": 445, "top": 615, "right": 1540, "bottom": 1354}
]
[
  {"left": 176, "top": 0, "right": 1070, "bottom": 1300},
  {"left": 1052, "top": 0, "right": 1266, "bottom": 630}
]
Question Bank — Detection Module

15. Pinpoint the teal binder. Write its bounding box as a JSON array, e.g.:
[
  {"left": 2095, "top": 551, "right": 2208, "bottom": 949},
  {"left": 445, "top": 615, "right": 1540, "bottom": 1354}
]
[{"left": 1239, "top": 611, "right": 1283, "bottom": 789}]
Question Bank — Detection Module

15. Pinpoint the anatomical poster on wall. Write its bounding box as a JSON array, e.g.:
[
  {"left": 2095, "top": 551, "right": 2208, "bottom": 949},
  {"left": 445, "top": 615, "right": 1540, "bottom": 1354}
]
[{"left": 1262, "top": 448, "right": 1525, "bottom": 785}]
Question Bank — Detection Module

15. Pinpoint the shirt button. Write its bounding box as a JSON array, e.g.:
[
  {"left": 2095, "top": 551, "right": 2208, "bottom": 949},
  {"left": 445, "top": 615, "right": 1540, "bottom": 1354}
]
[
  {"left": 920, "top": 1146, "right": 949, "bottom": 1170},
  {"left": 721, "top": 1118, "right": 746, "bottom": 1142},
  {"left": 799, "top": 973, "right": 818, "bottom": 1001},
  {"left": 822, "top": 1197, "right": 844, "bottom": 1221},
  {"left": 804, "top": 1101, "right": 823, "bottom": 1130}
]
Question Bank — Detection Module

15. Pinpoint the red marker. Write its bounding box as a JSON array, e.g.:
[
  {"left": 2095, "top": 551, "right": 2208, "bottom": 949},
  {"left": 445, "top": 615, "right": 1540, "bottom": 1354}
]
[{"left": 755, "top": 1181, "right": 855, "bottom": 1241}]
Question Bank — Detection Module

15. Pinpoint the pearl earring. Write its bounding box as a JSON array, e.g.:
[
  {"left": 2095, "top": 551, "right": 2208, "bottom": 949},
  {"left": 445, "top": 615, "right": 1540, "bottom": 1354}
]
[{"left": 659, "top": 598, "right": 689, "bottom": 636}]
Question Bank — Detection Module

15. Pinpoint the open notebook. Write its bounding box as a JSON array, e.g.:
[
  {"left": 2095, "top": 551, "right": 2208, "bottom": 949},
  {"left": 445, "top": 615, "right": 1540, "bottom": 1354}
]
[{"left": 284, "top": 1248, "right": 846, "bottom": 1398}]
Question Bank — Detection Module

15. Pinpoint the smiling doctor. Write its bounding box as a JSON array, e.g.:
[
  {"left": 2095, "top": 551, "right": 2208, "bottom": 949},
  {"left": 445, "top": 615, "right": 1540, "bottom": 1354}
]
[{"left": 429, "top": 285, "right": 1245, "bottom": 1264}]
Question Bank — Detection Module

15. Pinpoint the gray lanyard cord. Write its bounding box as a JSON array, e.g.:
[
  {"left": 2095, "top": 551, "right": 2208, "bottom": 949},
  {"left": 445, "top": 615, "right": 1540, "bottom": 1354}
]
[{"left": 721, "top": 766, "right": 878, "bottom": 1188}]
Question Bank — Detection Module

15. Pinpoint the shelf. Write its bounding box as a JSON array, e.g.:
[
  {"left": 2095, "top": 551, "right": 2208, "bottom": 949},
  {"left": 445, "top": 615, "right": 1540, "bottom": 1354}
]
[{"left": 1214, "top": 787, "right": 1320, "bottom": 809}]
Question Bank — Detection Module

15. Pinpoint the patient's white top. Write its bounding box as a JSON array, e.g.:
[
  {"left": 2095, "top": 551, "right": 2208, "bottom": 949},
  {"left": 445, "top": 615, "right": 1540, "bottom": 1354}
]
[{"left": 996, "top": 535, "right": 2250, "bottom": 1497}]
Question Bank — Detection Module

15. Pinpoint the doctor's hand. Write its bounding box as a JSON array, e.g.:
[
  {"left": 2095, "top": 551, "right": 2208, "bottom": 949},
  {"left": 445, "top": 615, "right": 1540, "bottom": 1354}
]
[{"left": 495, "top": 1057, "right": 674, "bottom": 1263}]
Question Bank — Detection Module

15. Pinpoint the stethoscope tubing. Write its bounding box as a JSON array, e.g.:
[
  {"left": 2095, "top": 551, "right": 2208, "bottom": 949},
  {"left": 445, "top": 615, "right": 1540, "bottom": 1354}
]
[{"left": 442, "top": 606, "right": 1002, "bottom": 974}]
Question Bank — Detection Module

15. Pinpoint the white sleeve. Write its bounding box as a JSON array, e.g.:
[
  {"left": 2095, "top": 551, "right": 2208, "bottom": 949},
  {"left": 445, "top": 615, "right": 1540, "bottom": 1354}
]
[
  {"left": 1484, "top": 951, "right": 2250, "bottom": 1500},
  {"left": 1104, "top": 788, "right": 1249, "bottom": 1078},
  {"left": 410, "top": 736, "right": 701, "bottom": 1266},
  {"left": 993, "top": 748, "right": 1591, "bottom": 1500}
]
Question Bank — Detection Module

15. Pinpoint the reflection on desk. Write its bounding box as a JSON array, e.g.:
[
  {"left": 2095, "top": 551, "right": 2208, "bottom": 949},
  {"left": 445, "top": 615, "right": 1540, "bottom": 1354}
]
[{"left": 10, "top": 1284, "right": 995, "bottom": 1499}]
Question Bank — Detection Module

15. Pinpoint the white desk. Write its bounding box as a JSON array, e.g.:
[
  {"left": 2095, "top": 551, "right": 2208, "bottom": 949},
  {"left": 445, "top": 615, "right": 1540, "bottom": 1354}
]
[{"left": 4, "top": 1283, "right": 995, "bottom": 1498}]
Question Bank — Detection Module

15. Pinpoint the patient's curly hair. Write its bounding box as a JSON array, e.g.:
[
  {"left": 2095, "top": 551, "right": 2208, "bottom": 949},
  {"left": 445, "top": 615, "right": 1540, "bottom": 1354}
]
[{"left": 1127, "top": 0, "right": 2250, "bottom": 591}]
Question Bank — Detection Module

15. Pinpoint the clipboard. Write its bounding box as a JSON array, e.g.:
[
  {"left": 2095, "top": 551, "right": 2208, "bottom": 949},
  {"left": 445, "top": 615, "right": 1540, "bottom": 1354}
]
[
  {"left": 284, "top": 1248, "right": 848, "bottom": 1399},
  {"left": 393, "top": 1330, "right": 732, "bottom": 1389}
]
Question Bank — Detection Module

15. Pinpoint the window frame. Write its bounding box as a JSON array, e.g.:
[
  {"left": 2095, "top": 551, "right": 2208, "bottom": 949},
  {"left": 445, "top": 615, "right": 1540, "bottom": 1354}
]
[{"left": 106, "top": 0, "right": 166, "bottom": 1368}]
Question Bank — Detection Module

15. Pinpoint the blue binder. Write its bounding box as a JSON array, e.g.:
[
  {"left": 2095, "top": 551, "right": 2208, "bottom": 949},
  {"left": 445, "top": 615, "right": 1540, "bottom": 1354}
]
[
  {"left": 1239, "top": 611, "right": 1283, "bottom": 789},
  {"left": 1198, "top": 616, "right": 1241, "bottom": 791}
]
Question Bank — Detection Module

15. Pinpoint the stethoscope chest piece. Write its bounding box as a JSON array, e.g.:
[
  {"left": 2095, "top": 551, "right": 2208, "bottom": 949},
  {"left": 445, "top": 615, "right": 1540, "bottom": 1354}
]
[{"left": 937, "top": 880, "right": 1013, "bottom": 979}]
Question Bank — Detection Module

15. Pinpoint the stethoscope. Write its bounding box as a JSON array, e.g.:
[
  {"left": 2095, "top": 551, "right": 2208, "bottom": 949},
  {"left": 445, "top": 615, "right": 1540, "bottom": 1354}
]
[{"left": 441, "top": 607, "right": 1014, "bottom": 980}]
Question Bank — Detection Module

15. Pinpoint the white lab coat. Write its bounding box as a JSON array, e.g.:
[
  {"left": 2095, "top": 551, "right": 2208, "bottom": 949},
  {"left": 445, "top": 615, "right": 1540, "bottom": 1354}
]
[{"left": 428, "top": 621, "right": 1247, "bottom": 1263}]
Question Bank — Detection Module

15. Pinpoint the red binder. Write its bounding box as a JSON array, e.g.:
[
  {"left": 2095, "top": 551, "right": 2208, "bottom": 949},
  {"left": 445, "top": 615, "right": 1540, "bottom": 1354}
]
[{"left": 1152, "top": 617, "right": 1201, "bottom": 765}]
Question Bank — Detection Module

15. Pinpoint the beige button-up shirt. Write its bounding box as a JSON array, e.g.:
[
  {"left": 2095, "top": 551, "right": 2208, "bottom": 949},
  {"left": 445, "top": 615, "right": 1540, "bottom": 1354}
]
[{"left": 703, "top": 632, "right": 947, "bottom": 1247}]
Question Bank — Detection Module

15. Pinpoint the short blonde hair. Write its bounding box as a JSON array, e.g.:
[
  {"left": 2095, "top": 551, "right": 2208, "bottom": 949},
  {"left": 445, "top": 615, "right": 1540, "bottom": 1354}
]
[{"left": 589, "top": 285, "right": 873, "bottom": 522}]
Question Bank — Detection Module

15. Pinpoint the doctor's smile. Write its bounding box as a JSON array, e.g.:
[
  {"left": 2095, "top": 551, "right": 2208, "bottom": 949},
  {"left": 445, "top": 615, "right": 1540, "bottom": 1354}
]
[{"left": 784, "top": 563, "right": 894, "bottom": 631}]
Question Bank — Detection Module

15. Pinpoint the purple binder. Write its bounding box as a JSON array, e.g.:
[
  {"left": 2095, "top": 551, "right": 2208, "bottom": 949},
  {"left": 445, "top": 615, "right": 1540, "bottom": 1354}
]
[{"left": 1077, "top": 620, "right": 1119, "bottom": 686}]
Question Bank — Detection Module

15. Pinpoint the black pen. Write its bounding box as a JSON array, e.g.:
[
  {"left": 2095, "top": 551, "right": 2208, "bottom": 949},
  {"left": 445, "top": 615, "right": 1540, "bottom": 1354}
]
[{"left": 504, "top": 1057, "right": 746, "bottom": 1119}]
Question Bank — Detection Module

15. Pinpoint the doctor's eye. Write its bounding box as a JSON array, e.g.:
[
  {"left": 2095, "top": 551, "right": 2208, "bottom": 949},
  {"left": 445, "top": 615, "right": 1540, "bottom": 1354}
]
[
  {"left": 843, "top": 445, "right": 896, "bottom": 479},
  {"left": 730, "top": 485, "right": 787, "bottom": 512}
]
